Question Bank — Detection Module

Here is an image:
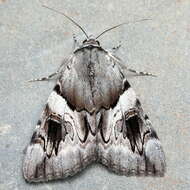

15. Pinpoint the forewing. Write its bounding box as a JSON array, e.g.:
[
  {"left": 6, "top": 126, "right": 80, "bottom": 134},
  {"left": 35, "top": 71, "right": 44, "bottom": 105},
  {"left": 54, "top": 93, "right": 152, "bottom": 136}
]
[
  {"left": 23, "top": 83, "right": 96, "bottom": 182},
  {"left": 97, "top": 83, "right": 166, "bottom": 176}
]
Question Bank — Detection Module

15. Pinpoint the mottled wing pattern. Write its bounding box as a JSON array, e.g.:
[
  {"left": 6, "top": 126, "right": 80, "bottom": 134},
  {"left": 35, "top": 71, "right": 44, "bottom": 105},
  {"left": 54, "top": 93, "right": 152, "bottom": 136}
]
[
  {"left": 97, "top": 81, "right": 166, "bottom": 176},
  {"left": 23, "top": 83, "right": 97, "bottom": 182},
  {"left": 23, "top": 45, "right": 166, "bottom": 182}
]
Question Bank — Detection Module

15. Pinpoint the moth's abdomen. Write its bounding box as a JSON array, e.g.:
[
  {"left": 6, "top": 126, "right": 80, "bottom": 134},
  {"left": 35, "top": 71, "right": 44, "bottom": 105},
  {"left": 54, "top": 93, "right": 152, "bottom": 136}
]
[{"left": 60, "top": 48, "right": 125, "bottom": 113}]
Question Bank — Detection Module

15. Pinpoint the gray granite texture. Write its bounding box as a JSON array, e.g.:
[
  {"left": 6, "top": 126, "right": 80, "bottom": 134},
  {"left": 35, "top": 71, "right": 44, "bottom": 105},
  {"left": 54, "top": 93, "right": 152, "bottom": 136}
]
[{"left": 0, "top": 0, "right": 190, "bottom": 189}]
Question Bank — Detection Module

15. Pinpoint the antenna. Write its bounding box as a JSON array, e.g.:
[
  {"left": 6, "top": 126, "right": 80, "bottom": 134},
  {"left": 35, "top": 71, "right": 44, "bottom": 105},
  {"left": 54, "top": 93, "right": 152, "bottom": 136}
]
[
  {"left": 39, "top": 1, "right": 89, "bottom": 39},
  {"left": 96, "top": 18, "right": 151, "bottom": 39}
]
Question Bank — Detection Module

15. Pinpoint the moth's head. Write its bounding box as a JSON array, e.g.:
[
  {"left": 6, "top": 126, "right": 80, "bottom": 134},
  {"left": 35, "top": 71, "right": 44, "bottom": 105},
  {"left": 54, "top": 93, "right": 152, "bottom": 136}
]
[{"left": 82, "top": 35, "right": 100, "bottom": 46}]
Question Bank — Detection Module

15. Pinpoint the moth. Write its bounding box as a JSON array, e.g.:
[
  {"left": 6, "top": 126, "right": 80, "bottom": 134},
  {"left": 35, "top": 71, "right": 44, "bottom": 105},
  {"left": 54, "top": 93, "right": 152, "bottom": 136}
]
[{"left": 23, "top": 4, "right": 166, "bottom": 182}]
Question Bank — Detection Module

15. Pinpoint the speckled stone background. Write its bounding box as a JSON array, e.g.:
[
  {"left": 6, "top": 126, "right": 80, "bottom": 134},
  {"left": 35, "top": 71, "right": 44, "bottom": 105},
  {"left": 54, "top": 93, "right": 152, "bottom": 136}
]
[{"left": 0, "top": 0, "right": 190, "bottom": 189}]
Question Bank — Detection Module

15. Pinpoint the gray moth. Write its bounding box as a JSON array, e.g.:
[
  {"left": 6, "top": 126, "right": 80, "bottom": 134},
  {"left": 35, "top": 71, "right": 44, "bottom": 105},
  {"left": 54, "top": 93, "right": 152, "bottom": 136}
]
[{"left": 23, "top": 5, "right": 166, "bottom": 182}]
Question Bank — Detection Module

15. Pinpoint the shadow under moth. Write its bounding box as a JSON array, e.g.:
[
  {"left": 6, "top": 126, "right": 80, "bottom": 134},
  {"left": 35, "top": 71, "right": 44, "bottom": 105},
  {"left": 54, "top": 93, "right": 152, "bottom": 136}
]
[{"left": 23, "top": 4, "right": 166, "bottom": 182}]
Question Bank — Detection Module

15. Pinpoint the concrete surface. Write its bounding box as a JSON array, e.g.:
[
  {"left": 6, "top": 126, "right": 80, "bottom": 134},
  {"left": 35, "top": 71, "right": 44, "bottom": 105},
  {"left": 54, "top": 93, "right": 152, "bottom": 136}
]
[{"left": 0, "top": 0, "right": 190, "bottom": 189}]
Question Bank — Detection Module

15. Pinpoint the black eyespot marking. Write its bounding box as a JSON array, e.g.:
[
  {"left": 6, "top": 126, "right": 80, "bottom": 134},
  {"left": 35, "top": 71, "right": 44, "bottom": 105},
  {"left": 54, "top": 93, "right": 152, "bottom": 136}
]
[
  {"left": 37, "top": 120, "right": 41, "bottom": 126},
  {"left": 149, "top": 128, "right": 159, "bottom": 139},
  {"left": 123, "top": 80, "right": 131, "bottom": 91},
  {"left": 53, "top": 84, "right": 61, "bottom": 95},
  {"left": 125, "top": 114, "right": 141, "bottom": 153},
  {"left": 47, "top": 119, "right": 62, "bottom": 157},
  {"left": 67, "top": 101, "right": 76, "bottom": 111},
  {"left": 136, "top": 99, "right": 141, "bottom": 107}
]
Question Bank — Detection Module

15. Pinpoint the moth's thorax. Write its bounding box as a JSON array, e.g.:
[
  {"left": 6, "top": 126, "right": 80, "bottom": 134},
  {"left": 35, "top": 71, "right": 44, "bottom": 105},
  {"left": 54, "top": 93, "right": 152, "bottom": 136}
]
[{"left": 60, "top": 44, "right": 126, "bottom": 113}]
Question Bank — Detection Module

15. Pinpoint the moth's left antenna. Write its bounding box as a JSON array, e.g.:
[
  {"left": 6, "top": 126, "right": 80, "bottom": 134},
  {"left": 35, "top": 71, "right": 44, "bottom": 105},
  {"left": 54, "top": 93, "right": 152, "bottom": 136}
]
[{"left": 39, "top": 1, "right": 89, "bottom": 39}]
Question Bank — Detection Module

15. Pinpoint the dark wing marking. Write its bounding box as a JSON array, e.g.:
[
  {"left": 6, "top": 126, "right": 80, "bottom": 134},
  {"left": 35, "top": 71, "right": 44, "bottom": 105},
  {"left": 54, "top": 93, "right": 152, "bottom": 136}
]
[
  {"left": 97, "top": 86, "right": 166, "bottom": 176},
  {"left": 23, "top": 83, "right": 97, "bottom": 182}
]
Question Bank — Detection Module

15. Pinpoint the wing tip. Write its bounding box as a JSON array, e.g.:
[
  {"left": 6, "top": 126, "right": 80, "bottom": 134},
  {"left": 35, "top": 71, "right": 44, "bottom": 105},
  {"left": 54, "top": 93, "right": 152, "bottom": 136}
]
[{"left": 22, "top": 144, "right": 97, "bottom": 183}]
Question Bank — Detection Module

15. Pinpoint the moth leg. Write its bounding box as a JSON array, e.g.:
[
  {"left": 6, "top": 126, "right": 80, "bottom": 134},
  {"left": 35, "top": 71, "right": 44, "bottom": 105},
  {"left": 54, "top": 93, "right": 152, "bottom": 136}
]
[
  {"left": 111, "top": 41, "right": 122, "bottom": 54},
  {"left": 127, "top": 68, "right": 156, "bottom": 77},
  {"left": 72, "top": 33, "right": 80, "bottom": 50},
  {"left": 27, "top": 71, "right": 60, "bottom": 82}
]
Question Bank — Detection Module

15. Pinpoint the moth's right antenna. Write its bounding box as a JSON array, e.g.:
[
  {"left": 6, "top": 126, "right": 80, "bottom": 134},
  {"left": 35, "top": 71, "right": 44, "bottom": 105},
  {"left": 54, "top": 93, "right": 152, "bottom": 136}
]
[{"left": 39, "top": 1, "right": 89, "bottom": 39}]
